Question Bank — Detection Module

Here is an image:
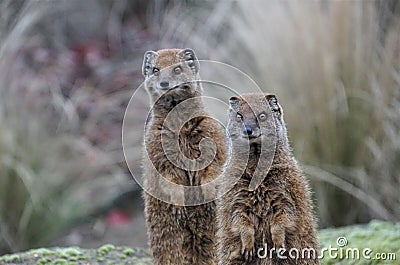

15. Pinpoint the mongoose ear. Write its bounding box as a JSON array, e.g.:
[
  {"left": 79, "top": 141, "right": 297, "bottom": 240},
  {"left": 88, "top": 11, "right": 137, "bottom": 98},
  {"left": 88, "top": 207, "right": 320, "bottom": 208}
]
[
  {"left": 265, "top": 94, "right": 281, "bottom": 113},
  {"left": 229, "top": 96, "right": 241, "bottom": 110},
  {"left": 178, "top": 48, "right": 199, "bottom": 74},
  {"left": 142, "top": 51, "right": 158, "bottom": 77}
]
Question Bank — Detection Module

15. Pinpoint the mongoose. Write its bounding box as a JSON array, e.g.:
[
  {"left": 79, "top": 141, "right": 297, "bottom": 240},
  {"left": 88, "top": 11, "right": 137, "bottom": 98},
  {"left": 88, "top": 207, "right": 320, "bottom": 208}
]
[
  {"left": 141, "top": 48, "right": 227, "bottom": 265},
  {"left": 217, "top": 93, "right": 319, "bottom": 265}
]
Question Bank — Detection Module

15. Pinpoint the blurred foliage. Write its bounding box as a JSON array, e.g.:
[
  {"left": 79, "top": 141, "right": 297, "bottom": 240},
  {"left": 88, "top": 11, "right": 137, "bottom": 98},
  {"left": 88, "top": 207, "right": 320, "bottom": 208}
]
[
  {"left": 0, "top": 0, "right": 154, "bottom": 254},
  {"left": 0, "top": 0, "right": 399, "bottom": 256},
  {"left": 0, "top": 0, "right": 219, "bottom": 254},
  {"left": 159, "top": 1, "right": 400, "bottom": 226}
]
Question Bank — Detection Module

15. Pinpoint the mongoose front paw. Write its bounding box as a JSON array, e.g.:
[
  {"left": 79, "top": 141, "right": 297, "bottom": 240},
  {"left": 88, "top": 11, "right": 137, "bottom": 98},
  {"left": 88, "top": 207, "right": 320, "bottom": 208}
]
[
  {"left": 172, "top": 206, "right": 186, "bottom": 220},
  {"left": 204, "top": 202, "right": 214, "bottom": 213},
  {"left": 241, "top": 245, "right": 255, "bottom": 261},
  {"left": 270, "top": 225, "right": 286, "bottom": 249},
  {"left": 240, "top": 231, "right": 255, "bottom": 261}
]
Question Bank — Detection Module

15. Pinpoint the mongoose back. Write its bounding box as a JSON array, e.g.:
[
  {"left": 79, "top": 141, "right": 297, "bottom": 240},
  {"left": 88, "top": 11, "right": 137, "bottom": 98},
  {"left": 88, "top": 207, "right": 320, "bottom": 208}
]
[
  {"left": 217, "top": 93, "right": 319, "bottom": 265},
  {"left": 141, "top": 48, "right": 227, "bottom": 265}
]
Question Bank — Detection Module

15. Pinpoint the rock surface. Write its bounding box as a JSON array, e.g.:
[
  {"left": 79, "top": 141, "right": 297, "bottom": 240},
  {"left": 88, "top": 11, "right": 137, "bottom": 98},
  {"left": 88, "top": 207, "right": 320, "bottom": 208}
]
[
  {"left": 318, "top": 220, "right": 400, "bottom": 264},
  {"left": 0, "top": 245, "right": 152, "bottom": 265},
  {"left": 0, "top": 220, "right": 398, "bottom": 265}
]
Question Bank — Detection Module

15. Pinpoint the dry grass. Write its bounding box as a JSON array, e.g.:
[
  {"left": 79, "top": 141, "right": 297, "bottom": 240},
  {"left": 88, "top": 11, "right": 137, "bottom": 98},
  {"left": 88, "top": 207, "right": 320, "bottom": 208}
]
[
  {"left": 0, "top": 1, "right": 137, "bottom": 253},
  {"left": 161, "top": 1, "right": 400, "bottom": 227},
  {"left": 0, "top": 0, "right": 398, "bottom": 254}
]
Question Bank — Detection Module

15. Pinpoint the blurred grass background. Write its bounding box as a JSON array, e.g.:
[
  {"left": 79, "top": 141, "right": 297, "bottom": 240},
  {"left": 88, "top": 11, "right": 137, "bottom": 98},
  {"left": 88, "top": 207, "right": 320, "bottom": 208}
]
[{"left": 0, "top": 0, "right": 398, "bottom": 255}]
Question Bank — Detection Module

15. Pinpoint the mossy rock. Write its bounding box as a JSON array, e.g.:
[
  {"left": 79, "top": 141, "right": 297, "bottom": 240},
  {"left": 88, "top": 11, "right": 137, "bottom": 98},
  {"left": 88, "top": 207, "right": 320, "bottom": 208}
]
[
  {"left": 0, "top": 245, "right": 151, "bottom": 265},
  {"left": 318, "top": 220, "right": 400, "bottom": 264},
  {"left": 0, "top": 220, "right": 398, "bottom": 265}
]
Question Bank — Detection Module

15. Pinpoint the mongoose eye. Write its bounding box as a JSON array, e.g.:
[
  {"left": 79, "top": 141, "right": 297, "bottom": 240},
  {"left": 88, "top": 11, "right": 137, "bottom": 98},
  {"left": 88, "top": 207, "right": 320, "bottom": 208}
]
[
  {"left": 269, "top": 98, "right": 280, "bottom": 112},
  {"left": 152, "top": 68, "right": 160, "bottom": 76},
  {"left": 174, "top": 66, "right": 182, "bottom": 74},
  {"left": 258, "top": 113, "right": 267, "bottom": 121},
  {"left": 271, "top": 105, "right": 280, "bottom": 112},
  {"left": 235, "top": 113, "right": 242, "bottom": 121}
]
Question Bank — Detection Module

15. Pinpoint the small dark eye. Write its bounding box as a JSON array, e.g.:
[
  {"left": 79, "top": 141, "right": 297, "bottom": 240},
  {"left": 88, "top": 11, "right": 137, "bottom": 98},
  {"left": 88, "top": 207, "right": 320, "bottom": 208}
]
[
  {"left": 174, "top": 66, "right": 182, "bottom": 74},
  {"left": 270, "top": 98, "right": 280, "bottom": 112},
  {"left": 235, "top": 113, "right": 242, "bottom": 121},
  {"left": 271, "top": 105, "right": 280, "bottom": 112},
  {"left": 152, "top": 68, "right": 160, "bottom": 75},
  {"left": 259, "top": 113, "right": 266, "bottom": 121}
]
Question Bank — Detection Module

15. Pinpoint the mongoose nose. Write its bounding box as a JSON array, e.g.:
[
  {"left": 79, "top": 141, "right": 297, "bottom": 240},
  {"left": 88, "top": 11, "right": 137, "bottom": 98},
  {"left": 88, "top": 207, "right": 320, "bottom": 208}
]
[
  {"left": 160, "top": 78, "right": 169, "bottom": 88},
  {"left": 243, "top": 125, "right": 253, "bottom": 135}
]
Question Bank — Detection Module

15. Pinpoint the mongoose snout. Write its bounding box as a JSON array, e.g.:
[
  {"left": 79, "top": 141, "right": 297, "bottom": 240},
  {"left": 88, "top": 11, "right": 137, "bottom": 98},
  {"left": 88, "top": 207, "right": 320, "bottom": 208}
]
[
  {"left": 159, "top": 77, "right": 169, "bottom": 88},
  {"left": 242, "top": 123, "right": 262, "bottom": 139}
]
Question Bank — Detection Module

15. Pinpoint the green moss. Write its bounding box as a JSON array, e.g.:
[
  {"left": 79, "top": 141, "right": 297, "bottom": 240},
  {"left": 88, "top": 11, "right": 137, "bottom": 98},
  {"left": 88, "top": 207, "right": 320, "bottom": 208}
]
[
  {"left": 318, "top": 220, "right": 400, "bottom": 265},
  {"left": 36, "top": 257, "right": 51, "bottom": 265},
  {"left": 52, "top": 258, "right": 68, "bottom": 265},
  {"left": 0, "top": 246, "right": 151, "bottom": 264},
  {"left": 76, "top": 255, "right": 87, "bottom": 261},
  {"left": 62, "top": 247, "right": 82, "bottom": 256},
  {"left": 0, "top": 254, "right": 20, "bottom": 262},
  {"left": 57, "top": 253, "right": 69, "bottom": 259},
  {"left": 29, "top": 248, "right": 55, "bottom": 256},
  {"left": 0, "top": 222, "right": 397, "bottom": 265},
  {"left": 98, "top": 244, "right": 116, "bottom": 255},
  {"left": 123, "top": 247, "right": 135, "bottom": 256},
  {"left": 67, "top": 255, "right": 78, "bottom": 262}
]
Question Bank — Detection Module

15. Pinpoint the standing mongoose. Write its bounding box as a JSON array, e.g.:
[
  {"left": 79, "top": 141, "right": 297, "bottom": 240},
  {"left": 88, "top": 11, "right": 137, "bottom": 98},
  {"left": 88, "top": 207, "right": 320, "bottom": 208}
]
[
  {"left": 141, "top": 48, "right": 227, "bottom": 265},
  {"left": 217, "top": 93, "right": 319, "bottom": 265}
]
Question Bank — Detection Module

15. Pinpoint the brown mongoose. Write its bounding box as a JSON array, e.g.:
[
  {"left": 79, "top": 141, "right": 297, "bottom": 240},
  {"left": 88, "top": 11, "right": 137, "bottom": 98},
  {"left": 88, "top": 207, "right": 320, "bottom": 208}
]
[
  {"left": 217, "top": 93, "right": 319, "bottom": 265},
  {"left": 141, "top": 48, "right": 227, "bottom": 265}
]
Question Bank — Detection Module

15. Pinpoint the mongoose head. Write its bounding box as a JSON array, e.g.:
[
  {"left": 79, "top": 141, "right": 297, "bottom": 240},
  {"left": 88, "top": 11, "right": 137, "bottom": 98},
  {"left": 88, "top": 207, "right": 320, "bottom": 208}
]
[
  {"left": 142, "top": 48, "right": 201, "bottom": 107},
  {"left": 227, "top": 93, "right": 286, "bottom": 146}
]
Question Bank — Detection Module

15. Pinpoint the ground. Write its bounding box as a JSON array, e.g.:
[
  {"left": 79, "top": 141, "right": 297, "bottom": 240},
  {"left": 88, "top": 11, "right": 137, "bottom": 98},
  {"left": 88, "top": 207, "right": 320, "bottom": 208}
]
[
  {"left": 0, "top": 220, "right": 398, "bottom": 265},
  {"left": 318, "top": 220, "right": 400, "bottom": 265},
  {"left": 0, "top": 245, "right": 152, "bottom": 265}
]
